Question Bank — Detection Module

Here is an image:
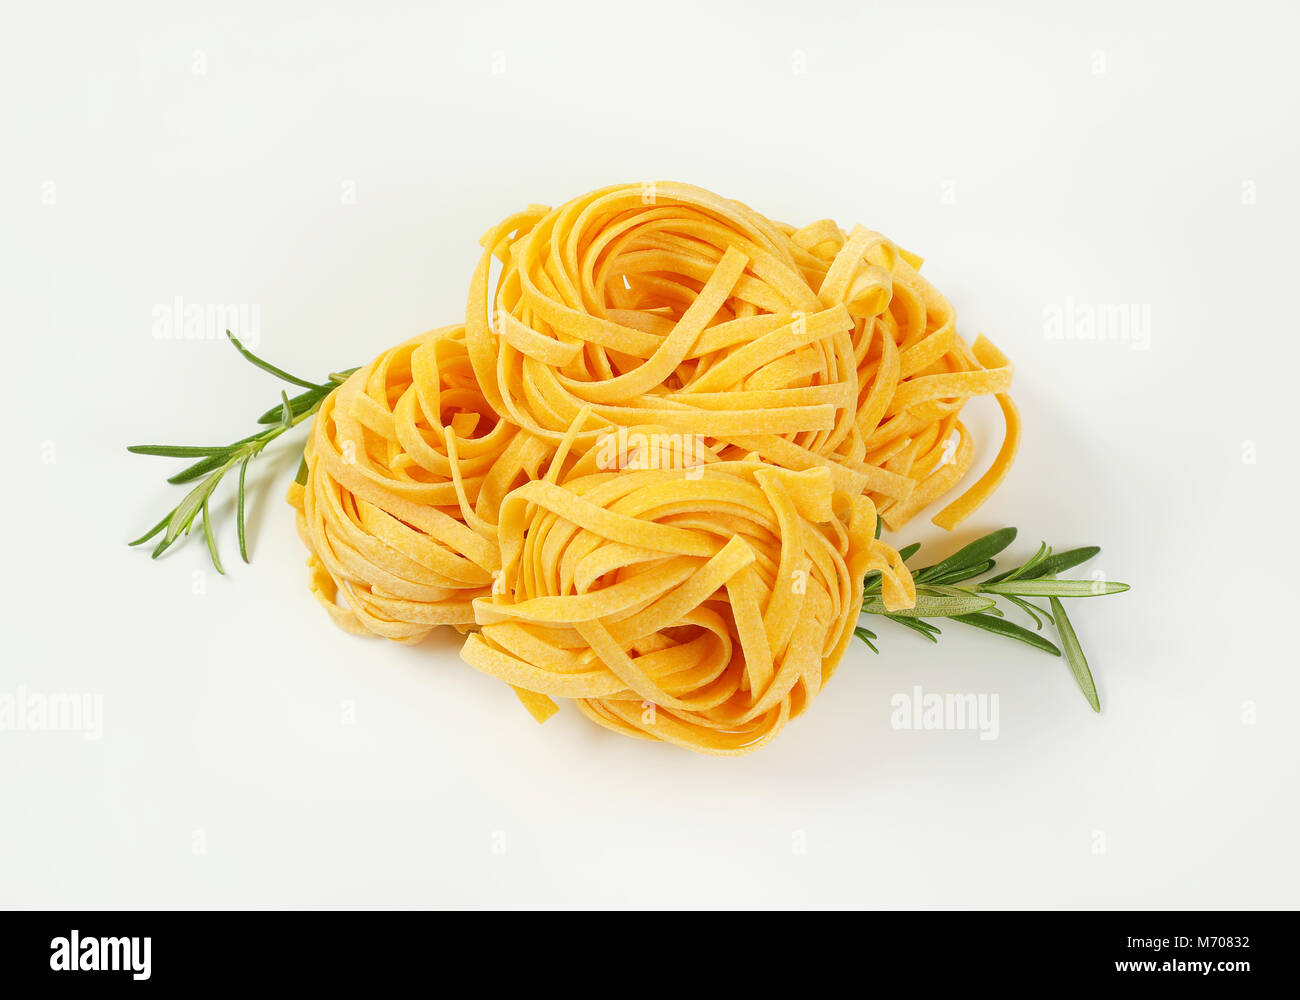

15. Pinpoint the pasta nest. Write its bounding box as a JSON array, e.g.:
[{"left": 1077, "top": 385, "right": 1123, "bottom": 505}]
[
  {"left": 289, "top": 326, "right": 553, "bottom": 641},
  {"left": 465, "top": 181, "right": 1019, "bottom": 533},
  {"left": 461, "top": 458, "right": 914, "bottom": 754}
]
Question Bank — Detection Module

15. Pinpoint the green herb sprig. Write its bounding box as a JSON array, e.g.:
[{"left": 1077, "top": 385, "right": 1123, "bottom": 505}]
[
  {"left": 127, "top": 332, "right": 356, "bottom": 572},
  {"left": 856, "top": 527, "right": 1128, "bottom": 711}
]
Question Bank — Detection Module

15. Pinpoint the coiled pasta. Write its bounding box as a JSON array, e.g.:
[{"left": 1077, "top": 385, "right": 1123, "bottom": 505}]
[
  {"left": 465, "top": 182, "right": 1019, "bottom": 532},
  {"left": 289, "top": 326, "right": 553, "bottom": 641},
  {"left": 289, "top": 181, "right": 1019, "bottom": 753},
  {"left": 462, "top": 458, "right": 913, "bottom": 754}
]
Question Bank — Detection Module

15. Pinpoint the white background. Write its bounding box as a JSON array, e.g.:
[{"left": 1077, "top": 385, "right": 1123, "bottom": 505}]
[{"left": 3, "top": 0, "right": 1297, "bottom": 909}]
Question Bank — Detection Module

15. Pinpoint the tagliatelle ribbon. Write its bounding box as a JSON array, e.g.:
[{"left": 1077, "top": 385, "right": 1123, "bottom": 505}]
[{"left": 289, "top": 181, "right": 1020, "bottom": 754}]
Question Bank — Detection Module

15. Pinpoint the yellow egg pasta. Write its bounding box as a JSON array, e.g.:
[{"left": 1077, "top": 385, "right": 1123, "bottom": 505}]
[
  {"left": 465, "top": 182, "right": 1019, "bottom": 532},
  {"left": 462, "top": 458, "right": 913, "bottom": 754},
  {"left": 288, "top": 326, "right": 554, "bottom": 642},
  {"left": 289, "top": 181, "right": 1019, "bottom": 754}
]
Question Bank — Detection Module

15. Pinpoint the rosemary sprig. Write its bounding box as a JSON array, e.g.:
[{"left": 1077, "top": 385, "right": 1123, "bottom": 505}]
[
  {"left": 127, "top": 332, "right": 356, "bottom": 572},
  {"left": 860, "top": 526, "right": 1129, "bottom": 711}
]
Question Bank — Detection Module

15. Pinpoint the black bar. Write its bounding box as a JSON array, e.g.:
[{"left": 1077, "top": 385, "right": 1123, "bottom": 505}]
[{"left": 0, "top": 911, "right": 1279, "bottom": 987}]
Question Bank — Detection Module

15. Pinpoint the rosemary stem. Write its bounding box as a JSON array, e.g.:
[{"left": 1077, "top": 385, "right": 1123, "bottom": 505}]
[
  {"left": 128, "top": 337, "right": 345, "bottom": 567},
  {"left": 857, "top": 527, "right": 1128, "bottom": 712}
]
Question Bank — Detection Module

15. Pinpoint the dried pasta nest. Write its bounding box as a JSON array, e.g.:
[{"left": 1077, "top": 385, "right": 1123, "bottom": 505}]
[
  {"left": 289, "top": 325, "right": 553, "bottom": 641},
  {"left": 465, "top": 181, "right": 1019, "bottom": 533},
  {"left": 461, "top": 457, "right": 913, "bottom": 754}
]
